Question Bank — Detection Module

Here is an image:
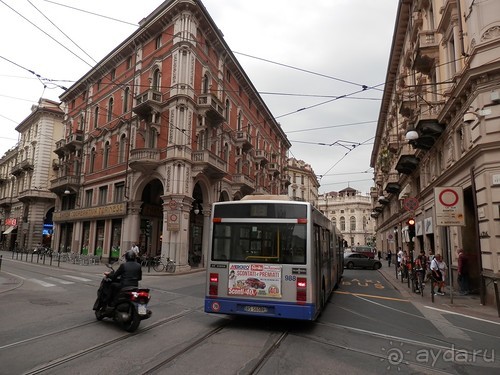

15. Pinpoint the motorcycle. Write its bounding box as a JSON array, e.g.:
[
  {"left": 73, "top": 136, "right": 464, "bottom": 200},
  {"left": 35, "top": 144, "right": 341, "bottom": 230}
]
[{"left": 93, "top": 264, "right": 152, "bottom": 332}]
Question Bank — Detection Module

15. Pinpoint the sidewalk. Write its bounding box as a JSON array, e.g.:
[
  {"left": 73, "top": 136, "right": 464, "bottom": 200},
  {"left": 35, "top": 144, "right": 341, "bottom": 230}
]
[
  {"left": 0, "top": 250, "right": 204, "bottom": 294},
  {"left": 378, "top": 262, "right": 500, "bottom": 322}
]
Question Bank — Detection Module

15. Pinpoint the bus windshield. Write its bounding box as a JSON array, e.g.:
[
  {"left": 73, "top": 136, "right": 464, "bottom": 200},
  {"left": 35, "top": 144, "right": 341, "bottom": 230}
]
[{"left": 212, "top": 222, "right": 307, "bottom": 264}]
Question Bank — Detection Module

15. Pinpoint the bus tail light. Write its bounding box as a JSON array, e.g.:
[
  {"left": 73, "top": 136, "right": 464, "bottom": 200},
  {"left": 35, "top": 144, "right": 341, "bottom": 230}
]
[
  {"left": 209, "top": 273, "right": 219, "bottom": 296},
  {"left": 296, "top": 277, "right": 307, "bottom": 302}
]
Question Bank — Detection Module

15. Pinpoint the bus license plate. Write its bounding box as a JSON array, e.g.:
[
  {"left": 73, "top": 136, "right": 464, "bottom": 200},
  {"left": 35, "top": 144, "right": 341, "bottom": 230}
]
[
  {"left": 244, "top": 305, "right": 268, "bottom": 313},
  {"left": 138, "top": 304, "right": 147, "bottom": 315}
]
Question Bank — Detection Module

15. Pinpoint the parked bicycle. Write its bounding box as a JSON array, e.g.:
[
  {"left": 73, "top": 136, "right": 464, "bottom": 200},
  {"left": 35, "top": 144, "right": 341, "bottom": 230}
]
[{"left": 152, "top": 256, "right": 176, "bottom": 273}]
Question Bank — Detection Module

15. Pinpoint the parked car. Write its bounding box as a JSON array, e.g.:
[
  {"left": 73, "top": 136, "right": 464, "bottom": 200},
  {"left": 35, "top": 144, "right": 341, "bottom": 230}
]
[
  {"left": 344, "top": 252, "right": 382, "bottom": 270},
  {"left": 351, "top": 246, "right": 377, "bottom": 259}
]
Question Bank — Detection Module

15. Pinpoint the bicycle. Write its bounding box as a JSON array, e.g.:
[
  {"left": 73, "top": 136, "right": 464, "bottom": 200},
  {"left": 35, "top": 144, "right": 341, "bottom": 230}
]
[
  {"left": 152, "top": 257, "right": 176, "bottom": 273},
  {"left": 412, "top": 269, "right": 425, "bottom": 297}
]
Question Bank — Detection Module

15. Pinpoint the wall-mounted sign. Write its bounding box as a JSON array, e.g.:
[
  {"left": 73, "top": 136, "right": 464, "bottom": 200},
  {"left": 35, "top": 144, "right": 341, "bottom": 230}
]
[
  {"left": 167, "top": 210, "right": 180, "bottom": 231},
  {"left": 53, "top": 203, "right": 127, "bottom": 222},
  {"left": 434, "top": 187, "right": 465, "bottom": 226}
]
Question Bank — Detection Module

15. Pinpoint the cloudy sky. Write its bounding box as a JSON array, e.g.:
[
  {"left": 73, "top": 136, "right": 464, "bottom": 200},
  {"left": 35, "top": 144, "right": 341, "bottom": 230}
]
[{"left": 0, "top": 0, "right": 398, "bottom": 195}]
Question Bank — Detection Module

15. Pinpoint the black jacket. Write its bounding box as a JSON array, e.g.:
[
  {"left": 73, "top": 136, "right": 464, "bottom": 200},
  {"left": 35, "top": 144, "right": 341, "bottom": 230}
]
[{"left": 112, "top": 260, "right": 142, "bottom": 287}]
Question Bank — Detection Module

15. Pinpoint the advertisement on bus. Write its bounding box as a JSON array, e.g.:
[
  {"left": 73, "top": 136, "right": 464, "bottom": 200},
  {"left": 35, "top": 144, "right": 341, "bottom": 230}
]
[{"left": 228, "top": 263, "right": 282, "bottom": 298}]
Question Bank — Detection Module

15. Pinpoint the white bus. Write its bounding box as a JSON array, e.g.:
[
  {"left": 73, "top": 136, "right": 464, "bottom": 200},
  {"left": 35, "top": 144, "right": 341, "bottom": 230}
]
[{"left": 204, "top": 196, "right": 344, "bottom": 320}]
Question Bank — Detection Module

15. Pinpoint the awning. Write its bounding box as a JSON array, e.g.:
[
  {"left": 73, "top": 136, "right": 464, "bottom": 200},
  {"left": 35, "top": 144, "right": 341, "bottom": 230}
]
[{"left": 2, "top": 226, "right": 16, "bottom": 235}]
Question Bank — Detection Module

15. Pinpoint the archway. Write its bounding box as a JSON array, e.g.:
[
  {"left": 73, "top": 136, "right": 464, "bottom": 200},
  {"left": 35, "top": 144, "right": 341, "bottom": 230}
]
[{"left": 140, "top": 179, "right": 164, "bottom": 258}]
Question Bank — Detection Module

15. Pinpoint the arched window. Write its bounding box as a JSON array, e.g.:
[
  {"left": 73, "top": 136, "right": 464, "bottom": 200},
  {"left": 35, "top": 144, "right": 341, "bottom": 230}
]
[
  {"left": 123, "top": 87, "right": 130, "bottom": 113},
  {"left": 107, "top": 97, "right": 114, "bottom": 122},
  {"left": 103, "top": 141, "right": 110, "bottom": 168},
  {"left": 202, "top": 74, "right": 209, "bottom": 94},
  {"left": 350, "top": 216, "right": 356, "bottom": 231},
  {"left": 94, "top": 106, "right": 99, "bottom": 129},
  {"left": 152, "top": 68, "right": 161, "bottom": 91},
  {"left": 90, "top": 147, "right": 96, "bottom": 173},
  {"left": 118, "top": 134, "right": 127, "bottom": 163},
  {"left": 340, "top": 216, "right": 346, "bottom": 231}
]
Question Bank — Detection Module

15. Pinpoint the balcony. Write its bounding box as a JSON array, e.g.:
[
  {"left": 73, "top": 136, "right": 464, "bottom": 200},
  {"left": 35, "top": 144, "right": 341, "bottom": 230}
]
[
  {"left": 385, "top": 182, "right": 401, "bottom": 194},
  {"left": 413, "top": 31, "right": 439, "bottom": 75},
  {"left": 232, "top": 174, "right": 255, "bottom": 195},
  {"left": 254, "top": 149, "right": 269, "bottom": 165},
  {"left": 129, "top": 148, "right": 161, "bottom": 173},
  {"left": 0, "top": 175, "right": 8, "bottom": 185},
  {"left": 267, "top": 163, "right": 280, "bottom": 176},
  {"left": 234, "top": 131, "right": 253, "bottom": 152},
  {"left": 197, "top": 93, "right": 224, "bottom": 126},
  {"left": 50, "top": 175, "right": 81, "bottom": 194},
  {"left": 398, "top": 87, "right": 417, "bottom": 119},
  {"left": 66, "top": 130, "right": 84, "bottom": 151},
  {"left": 54, "top": 139, "right": 66, "bottom": 157},
  {"left": 18, "top": 188, "right": 55, "bottom": 203},
  {"left": 192, "top": 150, "right": 228, "bottom": 179},
  {"left": 0, "top": 196, "right": 13, "bottom": 209},
  {"left": 395, "top": 154, "right": 420, "bottom": 175},
  {"left": 409, "top": 119, "right": 445, "bottom": 150},
  {"left": 133, "top": 89, "right": 162, "bottom": 119},
  {"left": 11, "top": 160, "right": 31, "bottom": 176}
]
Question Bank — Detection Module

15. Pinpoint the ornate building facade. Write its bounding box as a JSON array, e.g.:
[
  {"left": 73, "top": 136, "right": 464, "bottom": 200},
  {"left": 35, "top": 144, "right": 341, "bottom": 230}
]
[
  {"left": 285, "top": 158, "right": 319, "bottom": 204},
  {"left": 371, "top": 0, "right": 500, "bottom": 304},
  {"left": 0, "top": 99, "right": 63, "bottom": 251},
  {"left": 317, "top": 187, "right": 375, "bottom": 247},
  {"left": 51, "top": 0, "right": 291, "bottom": 270}
]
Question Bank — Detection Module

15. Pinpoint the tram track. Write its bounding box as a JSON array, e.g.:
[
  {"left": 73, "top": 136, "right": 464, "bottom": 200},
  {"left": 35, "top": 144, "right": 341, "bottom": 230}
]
[{"left": 22, "top": 309, "right": 196, "bottom": 375}]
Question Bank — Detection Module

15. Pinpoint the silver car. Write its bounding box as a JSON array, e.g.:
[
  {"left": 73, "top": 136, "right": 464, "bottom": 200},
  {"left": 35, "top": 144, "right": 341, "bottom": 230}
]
[{"left": 344, "top": 252, "right": 382, "bottom": 270}]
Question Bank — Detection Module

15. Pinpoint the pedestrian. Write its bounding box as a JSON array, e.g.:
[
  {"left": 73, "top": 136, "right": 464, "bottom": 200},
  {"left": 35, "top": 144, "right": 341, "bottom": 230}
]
[
  {"left": 430, "top": 254, "right": 447, "bottom": 295},
  {"left": 378, "top": 251, "right": 382, "bottom": 261},
  {"left": 131, "top": 242, "right": 140, "bottom": 257},
  {"left": 424, "top": 249, "right": 435, "bottom": 282},
  {"left": 397, "top": 247, "right": 403, "bottom": 271},
  {"left": 457, "top": 248, "right": 469, "bottom": 295},
  {"left": 387, "top": 250, "right": 392, "bottom": 267}
]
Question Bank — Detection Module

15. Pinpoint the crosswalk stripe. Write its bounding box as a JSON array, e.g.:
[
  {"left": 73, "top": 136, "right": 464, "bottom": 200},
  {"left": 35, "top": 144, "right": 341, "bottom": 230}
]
[
  {"left": 46, "top": 277, "right": 74, "bottom": 285},
  {"left": 63, "top": 275, "right": 92, "bottom": 282},
  {"left": 29, "top": 279, "right": 56, "bottom": 287}
]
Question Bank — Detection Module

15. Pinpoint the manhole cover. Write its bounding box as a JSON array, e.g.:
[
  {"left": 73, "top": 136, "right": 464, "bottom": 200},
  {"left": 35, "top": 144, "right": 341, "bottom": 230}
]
[{"left": 29, "top": 298, "right": 69, "bottom": 306}]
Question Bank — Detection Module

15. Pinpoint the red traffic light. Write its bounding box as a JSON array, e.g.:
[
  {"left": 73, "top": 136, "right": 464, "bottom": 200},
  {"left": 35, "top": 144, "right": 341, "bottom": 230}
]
[{"left": 407, "top": 218, "right": 415, "bottom": 226}]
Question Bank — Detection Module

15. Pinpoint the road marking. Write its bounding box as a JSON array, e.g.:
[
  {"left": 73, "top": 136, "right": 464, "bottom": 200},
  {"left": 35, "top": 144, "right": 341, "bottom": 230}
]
[
  {"left": 46, "top": 277, "right": 74, "bottom": 285},
  {"left": 425, "top": 305, "right": 500, "bottom": 326},
  {"left": 63, "top": 275, "right": 92, "bottom": 282},
  {"left": 414, "top": 304, "right": 471, "bottom": 341},
  {"left": 29, "top": 279, "right": 56, "bottom": 287},
  {"left": 335, "top": 290, "right": 409, "bottom": 302}
]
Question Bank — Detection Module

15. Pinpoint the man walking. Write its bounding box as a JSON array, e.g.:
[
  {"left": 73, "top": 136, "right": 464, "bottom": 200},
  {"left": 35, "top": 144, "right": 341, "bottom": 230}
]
[{"left": 457, "top": 248, "right": 469, "bottom": 295}]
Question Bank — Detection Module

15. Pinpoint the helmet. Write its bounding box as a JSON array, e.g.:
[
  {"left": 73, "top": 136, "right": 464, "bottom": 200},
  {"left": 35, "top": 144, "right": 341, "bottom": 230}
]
[{"left": 125, "top": 250, "right": 136, "bottom": 261}]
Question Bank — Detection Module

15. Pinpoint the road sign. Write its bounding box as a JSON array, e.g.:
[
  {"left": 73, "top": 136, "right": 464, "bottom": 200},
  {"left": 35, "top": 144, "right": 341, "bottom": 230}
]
[
  {"left": 403, "top": 197, "right": 419, "bottom": 211},
  {"left": 434, "top": 187, "right": 465, "bottom": 226}
]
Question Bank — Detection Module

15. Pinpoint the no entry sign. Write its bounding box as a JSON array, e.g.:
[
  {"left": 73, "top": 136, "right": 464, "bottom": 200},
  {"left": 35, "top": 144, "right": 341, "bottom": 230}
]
[{"left": 434, "top": 187, "right": 465, "bottom": 226}]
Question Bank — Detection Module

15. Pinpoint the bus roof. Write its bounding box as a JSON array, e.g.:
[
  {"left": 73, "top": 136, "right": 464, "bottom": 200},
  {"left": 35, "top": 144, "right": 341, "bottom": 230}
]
[{"left": 240, "top": 195, "right": 292, "bottom": 201}]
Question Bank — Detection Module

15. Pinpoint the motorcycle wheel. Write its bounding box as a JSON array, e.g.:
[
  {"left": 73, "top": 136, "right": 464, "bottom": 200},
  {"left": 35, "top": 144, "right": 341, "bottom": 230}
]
[{"left": 121, "top": 304, "right": 141, "bottom": 332}]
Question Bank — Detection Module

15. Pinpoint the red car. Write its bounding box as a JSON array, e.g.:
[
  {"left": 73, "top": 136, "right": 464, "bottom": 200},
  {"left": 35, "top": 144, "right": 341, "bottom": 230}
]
[{"left": 245, "top": 278, "right": 266, "bottom": 289}]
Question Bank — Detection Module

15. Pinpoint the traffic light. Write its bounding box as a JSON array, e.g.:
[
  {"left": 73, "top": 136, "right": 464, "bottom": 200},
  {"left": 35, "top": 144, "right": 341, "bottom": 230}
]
[
  {"left": 145, "top": 220, "right": 151, "bottom": 236},
  {"left": 407, "top": 218, "right": 415, "bottom": 240}
]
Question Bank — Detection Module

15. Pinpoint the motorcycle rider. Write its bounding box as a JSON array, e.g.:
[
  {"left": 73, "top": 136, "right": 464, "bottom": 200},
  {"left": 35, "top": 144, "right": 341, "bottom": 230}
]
[{"left": 108, "top": 250, "right": 142, "bottom": 305}]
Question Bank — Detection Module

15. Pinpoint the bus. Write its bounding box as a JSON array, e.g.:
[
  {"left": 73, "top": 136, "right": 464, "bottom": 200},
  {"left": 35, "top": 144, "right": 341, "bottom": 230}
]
[{"left": 204, "top": 195, "right": 344, "bottom": 321}]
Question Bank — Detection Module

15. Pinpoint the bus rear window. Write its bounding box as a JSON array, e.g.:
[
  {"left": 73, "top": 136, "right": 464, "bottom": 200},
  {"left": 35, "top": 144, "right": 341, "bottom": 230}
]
[
  {"left": 214, "top": 203, "right": 307, "bottom": 219},
  {"left": 212, "top": 222, "right": 306, "bottom": 264}
]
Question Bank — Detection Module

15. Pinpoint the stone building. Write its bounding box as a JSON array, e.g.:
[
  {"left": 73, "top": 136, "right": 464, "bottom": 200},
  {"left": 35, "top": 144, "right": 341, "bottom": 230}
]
[
  {"left": 285, "top": 158, "right": 319, "bottom": 204},
  {"left": 50, "top": 0, "right": 291, "bottom": 269},
  {"left": 317, "top": 187, "right": 375, "bottom": 247},
  {"left": 0, "top": 99, "right": 63, "bottom": 250},
  {"left": 371, "top": 0, "right": 500, "bottom": 304}
]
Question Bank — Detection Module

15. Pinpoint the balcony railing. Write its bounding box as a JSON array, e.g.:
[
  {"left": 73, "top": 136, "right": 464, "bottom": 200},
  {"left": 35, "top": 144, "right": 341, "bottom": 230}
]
[
  {"left": 235, "top": 131, "right": 253, "bottom": 151},
  {"left": 198, "top": 93, "right": 224, "bottom": 126},
  {"left": 50, "top": 175, "right": 81, "bottom": 194},
  {"left": 232, "top": 174, "right": 255, "bottom": 194},
  {"left": 192, "top": 150, "right": 227, "bottom": 179},
  {"left": 133, "top": 89, "right": 162, "bottom": 118},
  {"left": 129, "top": 148, "right": 161, "bottom": 173}
]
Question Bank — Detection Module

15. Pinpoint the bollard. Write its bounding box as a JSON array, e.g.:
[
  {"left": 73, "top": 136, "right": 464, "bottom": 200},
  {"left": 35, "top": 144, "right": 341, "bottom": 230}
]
[
  {"left": 31, "top": 253, "right": 34, "bottom": 263},
  {"left": 0, "top": 255, "right": 2, "bottom": 271},
  {"left": 37, "top": 253, "right": 40, "bottom": 264},
  {"left": 43, "top": 253, "right": 46, "bottom": 265},
  {"left": 57, "top": 254, "right": 60, "bottom": 267}
]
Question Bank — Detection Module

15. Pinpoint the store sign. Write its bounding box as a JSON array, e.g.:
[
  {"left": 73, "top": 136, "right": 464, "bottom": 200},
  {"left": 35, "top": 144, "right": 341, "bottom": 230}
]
[
  {"left": 5, "top": 218, "right": 17, "bottom": 226},
  {"left": 53, "top": 203, "right": 127, "bottom": 221}
]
